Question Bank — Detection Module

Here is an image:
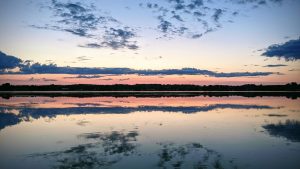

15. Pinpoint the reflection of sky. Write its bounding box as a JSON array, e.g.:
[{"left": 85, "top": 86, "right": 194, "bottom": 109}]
[
  {"left": 1, "top": 96, "right": 297, "bottom": 108},
  {"left": 0, "top": 96, "right": 300, "bottom": 169},
  {"left": 0, "top": 0, "right": 299, "bottom": 84}
]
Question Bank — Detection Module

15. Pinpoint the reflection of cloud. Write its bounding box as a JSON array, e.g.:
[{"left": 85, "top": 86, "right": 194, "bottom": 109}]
[
  {"left": 28, "top": 129, "right": 240, "bottom": 169},
  {"left": 28, "top": 130, "right": 139, "bottom": 169},
  {"left": 261, "top": 38, "right": 300, "bottom": 61},
  {"left": 0, "top": 112, "right": 21, "bottom": 130},
  {"left": 76, "top": 120, "right": 90, "bottom": 126},
  {"left": 262, "top": 120, "right": 300, "bottom": 142},
  {"left": 0, "top": 104, "right": 275, "bottom": 130},
  {"left": 156, "top": 142, "right": 238, "bottom": 169},
  {"left": 64, "top": 103, "right": 104, "bottom": 107}
]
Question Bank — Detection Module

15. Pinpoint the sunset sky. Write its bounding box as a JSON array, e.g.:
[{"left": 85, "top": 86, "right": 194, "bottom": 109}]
[{"left": 0, "top": 0, "right": 299, "bottom": 85}]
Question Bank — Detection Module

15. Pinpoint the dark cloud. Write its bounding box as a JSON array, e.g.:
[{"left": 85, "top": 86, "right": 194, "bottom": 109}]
[
  {"left": 261, "top": 37, "right": 300, "bottom": 61},
  {"left": 13, "top": 65, "right": 276, "bottom": 77},
  {"left": 0, "top": 51, "right": 22, "bottom": 70},
  {"left": 263, "top": 64, "right": 288, "bottom": 67},
  {"left": 212, "top": 9, "right": 223, "bottom": 23},
  {"left": 0, "top": 51, "right": 275, "bottom": 78},
  {"left": 31, "top": 0, "right": 138, "bottom": 50}
]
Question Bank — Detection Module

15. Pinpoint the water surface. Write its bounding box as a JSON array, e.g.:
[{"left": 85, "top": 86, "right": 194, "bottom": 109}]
[{"left": 0, "top": 96, "right": 299, "bottom": 169}]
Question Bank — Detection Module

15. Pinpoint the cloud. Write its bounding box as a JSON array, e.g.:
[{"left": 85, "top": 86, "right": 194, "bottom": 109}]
[
  {"left": 0, "top": 51, "right": 275, "bottom": 78},
  {"left": 140, "top": 0, "right": 285, "bottom": 39},
  {"left": 261, "top": 37, "right": 300, "bottom": 61},
  {"left": 64, "top": 75, "right": 102, "bottom": 79},
  {"left": 79, "top": 27, "right": 139, "bottom": 50},
  {"left": 0, "top": 51, "right": 22, "bottom": 70},
  {"left": 78, "top": 43, "right": 102, "bottom": 48},
  {"left": 78, "top": 28, "right": 139, "bottom": 50},
  {"left": 289, "top": 69, "right": 300, "bottom": 72},
  {"left": 145, "top": 56, "right": 163, "bottom": 60},
  {"left": 28, "top": 77, "right": 57, "bottom": 82},
  {"left": 263, "top": 64, "right": 287, "bottom": 67},
  {"left": 28, "top": 0, "right": 286, "bottom": 46},
  {"left": 42, "top": 78, "right": 57, "bottom": 82},
  {"left": 101, "top": 78, "right": 113, "bottom": 81},
  {"left": 119, "top": 78, "right": 130, "bottom": 81},
  {"left": 212, "top": 9, "right": 224, "bottom": 23},
  {"left": 76, "top": 56, "right": 92, "bottom": 62},
  {"left": 31, "top": 0, "right": 138, "bottom": 50},
  {"left": 17, "top": 65, "right": 274, "bottom": 77}
]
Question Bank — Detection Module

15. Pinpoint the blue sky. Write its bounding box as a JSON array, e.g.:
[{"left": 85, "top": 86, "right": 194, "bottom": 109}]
[{"left": 0, "top": 0, "right": 299, "bottom": 85}]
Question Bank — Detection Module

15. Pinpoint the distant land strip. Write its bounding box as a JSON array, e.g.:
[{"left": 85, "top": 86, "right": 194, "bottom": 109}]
[
  {"left": 0, "top": 83, "right": 299, "bottom": 91},
  {"left": 0, "top": 83, "right": 299, "bottom": 99}
]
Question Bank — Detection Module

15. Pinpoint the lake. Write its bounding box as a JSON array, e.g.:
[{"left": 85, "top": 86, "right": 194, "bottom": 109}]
[{"left": 0, "top": 95, "right": 299, "bottom": 169}]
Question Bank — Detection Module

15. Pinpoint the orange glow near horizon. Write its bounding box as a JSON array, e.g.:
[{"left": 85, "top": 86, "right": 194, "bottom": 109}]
[{"left": 1, "top": 73, "right": 299, "bottom": 85}]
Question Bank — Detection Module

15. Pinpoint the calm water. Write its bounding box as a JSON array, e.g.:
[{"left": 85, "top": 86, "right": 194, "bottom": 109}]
[{"left": 0, "top": 96, "right": 299, "bottom": 169}]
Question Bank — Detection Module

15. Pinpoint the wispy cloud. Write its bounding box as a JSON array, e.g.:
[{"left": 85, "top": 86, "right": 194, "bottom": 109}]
[
  {"left": 78, "top": 27, "right": 138, "bottom": 50},
  {"left": 119, "top": 78, "right": 130, "bottom": 81},
  {"left": 76, "top": 56, "right": 92, "bottom": 62},
  {"left": 30, "top": 0, "right": 138, "bottom": 50},
  {"left": 261, "top": 37, "right": 300, "bottom": 61},
  {"left": 64, "top": 75, "right": 102, "bottom": 79},
  {"left": 140, "top": 0, "right": 283, "bottom": 39},
  {"left": 28, "top": 0, "right": 286, "bottom": 48},
  {"left": 28, "top": 77, "right": 57, "bottom": 82}
]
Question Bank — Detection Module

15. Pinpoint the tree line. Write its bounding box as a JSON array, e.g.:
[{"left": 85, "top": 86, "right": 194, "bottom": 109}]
[{"left": 0, "top": 82, "right": 299, "bottom": 91}]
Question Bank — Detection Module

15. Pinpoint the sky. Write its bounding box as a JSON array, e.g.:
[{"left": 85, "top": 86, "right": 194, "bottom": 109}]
[{"left": 0, "top": 0, "right": 299, "bottom": 85}]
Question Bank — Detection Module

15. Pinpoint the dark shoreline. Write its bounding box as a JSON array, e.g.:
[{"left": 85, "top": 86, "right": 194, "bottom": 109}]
[
  {"left": 1, "top": 83, "right": 299, "bottom": 99},
  {"left": 1, "top": 91, "right": 299, "bottom": 99}
]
